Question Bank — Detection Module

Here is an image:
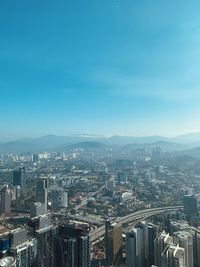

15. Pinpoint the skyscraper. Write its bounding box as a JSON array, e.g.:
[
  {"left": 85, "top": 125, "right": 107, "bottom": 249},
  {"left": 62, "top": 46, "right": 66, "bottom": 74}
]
[
  {"left": 154, "top": 231, "right": 188, "bottom": 267},
  {"left": 126, "top": 231, "right": 136, "bottom": 267},
  {"left": 154, "top": 232, "right": 173, "bottom": 267},
  {"left": 105, "top": 178, "right": 115, "bottom": 197},
  {"left": 30, "top": 202, "right": 46, "bottom": 218},
  {"left": 0, "top": 226, "right": 11, "bottom": 256},
  {"left": 148, "top": 223, "right": 159, "bottom": 266},
  {"left": 173, "top": 231, "right": 193, "bottom": 267},
  {"left": 51, "top": 188, "right": 68, "bottom": 210},
  {"left": 32, "top": 154, "right": 39, "bottom": 163},
  {"left": 36, "top": 226, "right": 56, "bottom": 267},
  {"left": 10, "top": 228, "right": 37, "bottom": 267},
  {"left": 189, "top": 227, "right": 200, "bottom": 267},
  {"left": 28, "top": 214, "right": 56, "bottom": 267},
  {"left": 55, "top": 221, "right": 91, "bottom": 267},
  {"left": 183, "top": 195, "right": 198, "bottom": 219},
  {"left": 13, "top": 167, "right": 26, "bottom": 191},
  {"left": 11, "top": 238, "right": 37, "bottom": 267},
  {"left": 0, "top": 186, "right": 11, "bottom": 216},
  {"left": 105, "top": 220, "right": 122, "bottom": 267},
  {"left": 126, "top": 221, "right": 150, "bottom": 267},
  {"left": 161, "top": 243, "right": 185, "bottom": 267},
  {"left": 36, "top": 177, "right": 48, "bottom": 213}
]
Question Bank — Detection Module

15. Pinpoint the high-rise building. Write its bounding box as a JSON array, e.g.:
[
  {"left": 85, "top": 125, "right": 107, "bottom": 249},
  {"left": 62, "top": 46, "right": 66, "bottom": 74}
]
[
  {"left": 28, "top": 214, "right": 57, "bottom": 267},
  {"left": 0, "top": 226, "right": 11, "bottom": 256},
  {"left": 11, "top": 238, "right": 37, "bottom": 267},
  {"left": 13, "top": 186, "right": 21, "bottom": 200},
  {"left": 154, "top": 232, "right": 173, "bottom": 267},
  {"left": 105, "top": 178, "right": 115, "bottom": 197},
  {"left": 161, "top": 243, "right": 186, "bottom": 267},
  {"left": 188, "top": 227, "right": 200, "bottom": 267},
  {"left": 35, "top": 226, "right": 56, "bottom": 267},
  {"left": 36, "top": 177, "right": 48, "bottom": 213},
  {"left": 126, "top": 231, "right": 136, "bottom": 267},
  {"left": 126, "top": 221, "right": 150, "bottom": 267},
  {"left": 55, "top": 221, "right": 91, "bottom": 267},
  {"left": 9, "top": 228, "right": 37, "bottom": 267},
  {"left": 51, "top": 189, "right": 68, "bottom": 210},
  {"left": 30, "top": 202, "right": 46, "bottom": 218},
  {"left": 0, "top": 186, "right": 11, "bottom": 216},
  {"left": 154, "top": 231, "right": 188, "bottom": 267},
  {"left": 13, "top": 167, "right": 26, "bottom": 191},
  {"left": 144, "top": 170, "right": 152, "bottom": 183},
  {"left": 32, "top": 154, "right": 39, "bottom": 163},
  {"left": 183, "top": 195, "right": 198, "bottom": 219},
  {"left": 173, "top": 231, "right": 193, "bottom": 267},
  {"left": 105, "top": 220, "right": 122, "bottom": 267},
  {"left": 148, "top": 223, "right": 159, "bottom": 266},
  {"left": 10, "top": 228, "right": 28, "bottom": 247}
]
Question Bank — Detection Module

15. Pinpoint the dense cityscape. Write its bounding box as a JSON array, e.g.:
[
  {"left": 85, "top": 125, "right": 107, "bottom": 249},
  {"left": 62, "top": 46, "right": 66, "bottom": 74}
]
[
  {"left": 1, "top": 0, "right": 200, "bottom": 266},
  {"left": 0, "top": 135, "right": 200, "bottom": 266}
]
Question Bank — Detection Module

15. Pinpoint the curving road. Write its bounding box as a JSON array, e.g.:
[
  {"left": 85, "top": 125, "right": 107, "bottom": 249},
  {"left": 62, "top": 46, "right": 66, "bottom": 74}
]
[{"left": 90, "top": 206, "right": 182, "bottom": 243}]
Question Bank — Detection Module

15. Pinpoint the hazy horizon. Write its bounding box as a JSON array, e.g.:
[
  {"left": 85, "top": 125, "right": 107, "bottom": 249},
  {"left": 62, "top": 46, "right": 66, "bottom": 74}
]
[{"left": 1, "top": 131, "right": 200, "bottom": 143}]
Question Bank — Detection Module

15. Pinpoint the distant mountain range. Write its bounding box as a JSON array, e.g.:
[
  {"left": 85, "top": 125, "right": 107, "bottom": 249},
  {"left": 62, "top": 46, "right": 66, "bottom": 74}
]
[{"left": 1, "top": 133, "right": 200, "bottom": 153}]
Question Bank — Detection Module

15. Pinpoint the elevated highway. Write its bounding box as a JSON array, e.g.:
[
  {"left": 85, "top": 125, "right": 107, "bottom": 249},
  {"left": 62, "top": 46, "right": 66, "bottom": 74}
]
[{"left": 90, "top": 206, "right": 182, "bottom": 243}]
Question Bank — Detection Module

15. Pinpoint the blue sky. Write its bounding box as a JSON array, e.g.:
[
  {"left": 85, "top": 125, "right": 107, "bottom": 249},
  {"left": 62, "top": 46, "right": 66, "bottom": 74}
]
[{"left": 1, "top": 0, "right": 200, "bottom": 140}]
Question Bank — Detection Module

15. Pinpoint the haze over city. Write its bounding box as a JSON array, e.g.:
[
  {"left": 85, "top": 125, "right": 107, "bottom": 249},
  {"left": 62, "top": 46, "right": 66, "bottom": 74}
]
[{"left": 1, "top": 1, "right": 200, "bottom": 267}]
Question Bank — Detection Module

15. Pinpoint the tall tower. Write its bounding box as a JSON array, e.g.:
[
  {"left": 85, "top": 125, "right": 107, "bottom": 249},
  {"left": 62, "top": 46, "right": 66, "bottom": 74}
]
[
  {"left": 36, "top": 226, "right": 56, "bottom": 267},
  {"left": 154, "top": 232, "right": 173, "bottom": 267},
  {"left": 0, "top": 186, "right": 11, "bottom": 216},
  {"left": 11, "top": 239, "right": 37, "bottom": 267},
  {"left": 105, "top": 220, "right": 122, "bottom": 267},
  {"left": 126, "top": 231, "right": 136, "bottom": 267},
  {"left": 36, "top": 177, "right": 48, "bottom": 213},
  {"left": 148, "top": 223, "right": 158, "bottom": 266},
  {"left": 55, "top": 221, "right": 91, "bottom": 267},
  {"left": 28, "top": 214, "right": 57, "bottom": 267},
  {"left": 188, "top": 227, "right": 200, "bottom": 267},
  {"left": 183, "top": 195, "right": 198, "bottom": 219},
  {"left": 10, "top": 228, "right": 37, "bottom": 267},
  {"left": 105, "top": 178, "right": 115, "bottom": 197},
  {"left": 13, "top": 167, "right": 26, "bottom": 191},
  {"left": 161, "top": 243, "right": 185, "bottom": 267},
  {"left": 126, "top": 221, "right": 150, "bottom": 267},
  {"left": 173, "top": 231, "right": 193, "bottom": 267},
  {"left": 51, "top": 188, "right": 68, "bottom": 210}
]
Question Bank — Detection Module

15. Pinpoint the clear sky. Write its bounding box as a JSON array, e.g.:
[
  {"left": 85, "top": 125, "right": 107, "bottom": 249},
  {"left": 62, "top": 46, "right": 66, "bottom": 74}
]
[{"left": 1, "top": 0, "right": 200, "bottom": 140}]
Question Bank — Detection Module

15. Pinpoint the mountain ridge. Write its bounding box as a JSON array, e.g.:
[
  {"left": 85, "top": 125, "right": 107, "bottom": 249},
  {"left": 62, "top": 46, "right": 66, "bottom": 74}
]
[{"left": 0, "top": 133, "right": 200, "bottom": 153}]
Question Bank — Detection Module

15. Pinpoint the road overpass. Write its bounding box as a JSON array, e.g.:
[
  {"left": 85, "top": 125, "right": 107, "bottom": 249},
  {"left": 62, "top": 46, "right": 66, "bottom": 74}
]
[
  {"left": 90, "top": 206, "right": 182, "bottom": 243},
  {"left": 68, "top": 214, "right": 103, "bottom": 227}
]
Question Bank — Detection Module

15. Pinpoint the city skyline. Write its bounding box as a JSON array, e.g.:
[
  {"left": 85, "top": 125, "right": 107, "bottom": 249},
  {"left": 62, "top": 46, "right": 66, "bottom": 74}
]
[
  {"left": 1, "top": 0, "right": 200, "bottom": 139},
  {"left": 1, "top": 2, "right": 200, "bottom": 265}
]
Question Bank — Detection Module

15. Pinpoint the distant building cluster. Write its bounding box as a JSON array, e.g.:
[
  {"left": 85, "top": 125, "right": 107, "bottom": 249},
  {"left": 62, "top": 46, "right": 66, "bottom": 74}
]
[{"left": 0, "top": 144, "right": 200, "bottom": 267}]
